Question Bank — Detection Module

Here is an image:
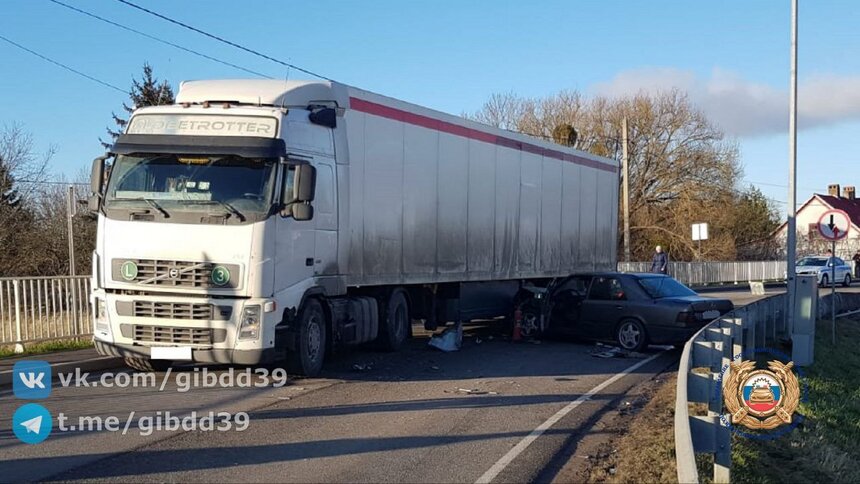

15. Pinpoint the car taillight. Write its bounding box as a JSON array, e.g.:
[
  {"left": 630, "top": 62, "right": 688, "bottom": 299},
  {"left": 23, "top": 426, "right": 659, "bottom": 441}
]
[{"left": 676, "top": 311, "right": 697, "bottom": 325}]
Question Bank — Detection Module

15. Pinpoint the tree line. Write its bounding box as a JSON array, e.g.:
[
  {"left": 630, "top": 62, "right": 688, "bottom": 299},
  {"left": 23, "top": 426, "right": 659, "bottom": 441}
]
[
  {"left": 1, "top": 66, "right": 780, "bottom": 277},
  {"left": 0, "top": 64, "right": 172, "bottom": 277}
]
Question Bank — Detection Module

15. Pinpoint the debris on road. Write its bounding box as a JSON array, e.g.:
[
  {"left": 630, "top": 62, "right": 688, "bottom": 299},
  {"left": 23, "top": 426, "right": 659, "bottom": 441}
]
[
  {"left": 589, "top": 343, "right": 649, "bottom": 359},
  {"left": 430, "top": 365, "right": 441, "bottom": 371},
  {"left": 428, "top": 323, "right": 463, "bottom": 352},
  {"left": 352, "top": 363, "right": 373, "bottom": 372},
  {"left": 457, "top": 388, "right": 488, "bottom": 395},
  {"left": 475, "top": 337, "right": 483, "bottom": 345},
  {"left": 591, "top": 346, "right": 624, "bottom": 358}
]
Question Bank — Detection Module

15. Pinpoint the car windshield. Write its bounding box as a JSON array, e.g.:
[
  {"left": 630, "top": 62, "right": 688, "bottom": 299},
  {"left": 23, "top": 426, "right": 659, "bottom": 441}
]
[
  {"left": 638, "top": 276, "right": 696, "bottom": 298},
  {"left": 797, "top": 258, "right": 827, "bottom": 266},
  {"left": 105, "top": 153, "right": 277, "bottom": 215}
]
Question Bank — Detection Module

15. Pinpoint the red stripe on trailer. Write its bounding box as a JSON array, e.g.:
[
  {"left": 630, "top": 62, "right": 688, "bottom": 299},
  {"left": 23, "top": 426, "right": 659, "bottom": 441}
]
[{"left": 349, "top": 97, "right": 617, "bottom": 173}]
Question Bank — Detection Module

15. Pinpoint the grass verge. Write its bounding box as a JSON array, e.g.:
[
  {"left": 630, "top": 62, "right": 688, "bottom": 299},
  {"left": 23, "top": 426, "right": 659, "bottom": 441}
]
[
  {"left": 0, "top": 338, "right": 93, "bottom": 359},
  {"left": 587, "top": 372, "right": 679, "bottom": 483},
  {"left": 732, "top": 316, "right": 860, "bottom": 483}
]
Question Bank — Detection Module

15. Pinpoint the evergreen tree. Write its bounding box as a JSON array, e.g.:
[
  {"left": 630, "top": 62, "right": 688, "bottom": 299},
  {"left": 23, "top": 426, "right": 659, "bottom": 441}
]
[
  {"left": 101, "top": 63, "right": 175, "bottom": 148},
  {"left": 0, "top": 154, "right": 21, "bottom": 209}
]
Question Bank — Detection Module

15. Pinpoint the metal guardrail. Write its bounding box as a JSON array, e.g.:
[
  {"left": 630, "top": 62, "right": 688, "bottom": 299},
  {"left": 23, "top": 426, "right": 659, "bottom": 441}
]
[
  {"left": 674, "top": 293, "right": 788, "bottom": 483},
  {"left": 0, "top": 276, "right": 92, "bottom": 348},
  {"left": 618, "top": 260, "right": 787, "bottom": 286}
]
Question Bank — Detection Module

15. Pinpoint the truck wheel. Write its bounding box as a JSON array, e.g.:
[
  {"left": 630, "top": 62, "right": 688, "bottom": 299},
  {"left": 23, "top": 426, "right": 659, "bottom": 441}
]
[
  {"left": 616, "top": 319, "right": 647, "bottom": 352},
  {"left": 124, "top": 357, "right": 171, "bottom": 372},
  {"left": 379, "top": 290, "right": 409, "bottom": 351},
  {"left": 286, "top": 298, "right": 327, "bottom": 377}
]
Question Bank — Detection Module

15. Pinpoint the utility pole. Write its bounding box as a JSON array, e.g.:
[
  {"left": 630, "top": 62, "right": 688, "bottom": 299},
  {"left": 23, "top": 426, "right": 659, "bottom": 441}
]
[
  {"left": 787, "top": 0, "right": 798, "bottom": 329},
  {"left": 622, "top": 116, "right": 631, "bottom": 262},
  {"left": 67, "top": 185, "right": 76, "bottom": 276}
]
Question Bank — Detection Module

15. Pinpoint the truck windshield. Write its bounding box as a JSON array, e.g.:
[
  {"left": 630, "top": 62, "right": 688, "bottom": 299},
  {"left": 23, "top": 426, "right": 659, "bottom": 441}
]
[{"left": 105, "top": 153, "right": 277, "bottom": 217}]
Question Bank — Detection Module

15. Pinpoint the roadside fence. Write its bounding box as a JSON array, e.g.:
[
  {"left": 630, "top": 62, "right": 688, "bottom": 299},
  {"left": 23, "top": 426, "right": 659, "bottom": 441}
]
[
  {"left": 0, "top": 275, "right": 92, "bottom": 349},
  {"left": 618, "top": 260, "right": 786, "bottom": 286}
]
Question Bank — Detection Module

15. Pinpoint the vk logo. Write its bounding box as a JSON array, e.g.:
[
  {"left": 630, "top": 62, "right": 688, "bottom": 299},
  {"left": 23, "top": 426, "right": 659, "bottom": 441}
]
[
  {"left": 13, "top": 361, "right": 52, "bottom": 399},
  {"left": 13, "top": 403, "right": 52, "bottom": 444}
]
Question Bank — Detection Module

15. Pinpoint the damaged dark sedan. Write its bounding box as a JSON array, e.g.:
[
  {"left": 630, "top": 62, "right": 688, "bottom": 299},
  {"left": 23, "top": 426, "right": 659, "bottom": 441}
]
[{"left": 515, "top": 272, "right": 734, "bottom": 351}]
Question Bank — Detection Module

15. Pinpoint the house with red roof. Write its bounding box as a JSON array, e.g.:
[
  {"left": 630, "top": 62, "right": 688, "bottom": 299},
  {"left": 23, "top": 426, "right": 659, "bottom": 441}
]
[{"left": 774, "top": 184, "right": 860, "bottom": 260}]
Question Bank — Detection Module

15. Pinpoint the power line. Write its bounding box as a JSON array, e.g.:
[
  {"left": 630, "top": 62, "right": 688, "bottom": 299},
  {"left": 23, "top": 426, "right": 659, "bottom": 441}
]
[
  {"left": 46, "top": 0, "right": 273, "bottom": 79},
  {"left": 18, "top": 180, "right": 88, "bottom": 186},
  {"left": 0, "top": 34, "right": 127, "bottom": 94},
  {"left": 114, "top": 0, "right": 331, "bottom": 81}
]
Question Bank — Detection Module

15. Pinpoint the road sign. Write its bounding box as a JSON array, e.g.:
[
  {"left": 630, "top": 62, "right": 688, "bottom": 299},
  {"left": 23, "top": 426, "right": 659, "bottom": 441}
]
[
  {"left": 817, "top": 209, "right": 850, "bottom": 241},
  {"left": 692, "top": 223, "right": 709, "bottom": 241}
]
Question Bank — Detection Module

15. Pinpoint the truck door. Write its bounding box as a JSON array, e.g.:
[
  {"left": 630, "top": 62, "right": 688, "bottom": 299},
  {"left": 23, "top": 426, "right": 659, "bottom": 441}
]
[
  {"left": 312, "top": 157, "right": 337, "bottom": 276},
  {"left": 274, "top": 164, "right": 315, "bottom": 292}
]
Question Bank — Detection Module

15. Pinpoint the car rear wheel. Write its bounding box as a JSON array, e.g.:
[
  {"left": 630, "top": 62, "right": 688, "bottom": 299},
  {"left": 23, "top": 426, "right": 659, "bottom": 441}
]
[
  {"left": 844, "top": 274, "right": 852, "bottom": 287},
  {"left": 616, "top": 319, "right": 647, "bottom": 352}
]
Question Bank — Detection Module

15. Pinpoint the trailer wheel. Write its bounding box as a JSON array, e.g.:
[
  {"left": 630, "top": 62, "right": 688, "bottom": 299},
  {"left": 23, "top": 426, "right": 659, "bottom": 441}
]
[
  {"left": 379, "top": 290, "right": 409, "bottom": 351},
  {"left": 124, "top": 357, "right": 171, "bottom": 372},
  {"left": 286, "top": 298, "right": 327, "bottom": 377}
]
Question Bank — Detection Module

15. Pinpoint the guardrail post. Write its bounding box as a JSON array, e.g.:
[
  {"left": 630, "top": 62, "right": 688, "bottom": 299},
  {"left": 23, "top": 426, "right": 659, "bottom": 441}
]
[
  {"left": 13, "top": 279, "right": 24, "bottom": 354},
  {"left": 714, "top": 419, "right": 731, "bottom": 483}
]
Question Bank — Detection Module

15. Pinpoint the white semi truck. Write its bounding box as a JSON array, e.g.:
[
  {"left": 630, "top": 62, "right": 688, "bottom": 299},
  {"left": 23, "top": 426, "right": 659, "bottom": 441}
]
[{"left": 88, "top": 79, "right": 618, "bottom": 376}]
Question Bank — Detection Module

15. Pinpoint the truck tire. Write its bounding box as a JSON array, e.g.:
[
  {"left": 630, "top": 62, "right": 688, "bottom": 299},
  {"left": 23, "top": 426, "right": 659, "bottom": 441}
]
[
  {"left": 287, "top": 298, "right": 327, "bottom": 377},
  {"left": 124, "top": 357, "right": 171, "bottom": 372},
  {"left": 379, "top": 290, "right": 409, "bottom": 351}
]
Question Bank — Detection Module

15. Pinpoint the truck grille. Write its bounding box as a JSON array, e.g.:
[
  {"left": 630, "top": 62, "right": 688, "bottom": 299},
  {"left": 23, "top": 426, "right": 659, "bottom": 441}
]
[
  {"left": 112, "top": 259, "right": 239, "bottom": 289},
  {"left": 133, "top": 325, "right": 213, "bottom": 345},
  {"left": 136, "top": 260, "right": 213, "bottom": 287},
  {"left": 133, "top": 301, "right": 213, "bottom": 320}
]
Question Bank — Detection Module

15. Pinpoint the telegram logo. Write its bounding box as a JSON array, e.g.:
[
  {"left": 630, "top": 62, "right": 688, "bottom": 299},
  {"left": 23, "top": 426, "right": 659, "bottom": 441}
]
[{"left": 13, "top": 403, "right": 52, "bottom": 444}]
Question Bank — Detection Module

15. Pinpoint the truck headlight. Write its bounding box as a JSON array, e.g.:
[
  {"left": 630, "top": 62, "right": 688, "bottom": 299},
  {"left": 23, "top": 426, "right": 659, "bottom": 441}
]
[
  {"left": 239, "top": 305, "right": 261, "bottom": 340},
  {"left": 95, "top": 298, "right": 110, "bottom": 335}
]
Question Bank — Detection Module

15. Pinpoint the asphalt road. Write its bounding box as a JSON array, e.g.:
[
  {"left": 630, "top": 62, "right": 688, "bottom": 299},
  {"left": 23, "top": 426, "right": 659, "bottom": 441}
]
[{"left": 1, "top": 285, "right": 856, "bottom": 482}]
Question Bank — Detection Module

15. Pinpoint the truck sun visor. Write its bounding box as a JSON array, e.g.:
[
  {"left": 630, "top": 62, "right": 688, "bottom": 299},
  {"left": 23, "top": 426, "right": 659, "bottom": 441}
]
[{"left": 111, "top": 134, "right": 287, "bottom": 159}]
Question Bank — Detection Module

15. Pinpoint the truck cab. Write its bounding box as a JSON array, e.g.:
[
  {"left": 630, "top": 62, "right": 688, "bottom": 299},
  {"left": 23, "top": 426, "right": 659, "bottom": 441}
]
[{"left": 89, "top": 80, "right": 343, "bottom": 375}]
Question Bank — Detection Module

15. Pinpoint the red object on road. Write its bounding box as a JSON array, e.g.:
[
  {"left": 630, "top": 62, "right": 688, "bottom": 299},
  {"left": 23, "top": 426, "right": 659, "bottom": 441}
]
[{"left": 512, "top": 309, "right": 523, "bottom": 342}]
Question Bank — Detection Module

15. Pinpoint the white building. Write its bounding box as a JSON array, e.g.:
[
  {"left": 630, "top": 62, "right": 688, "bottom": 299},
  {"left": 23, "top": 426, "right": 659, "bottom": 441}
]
[{"left": 774, "top": 184, "right": 860, "bottom": 261}]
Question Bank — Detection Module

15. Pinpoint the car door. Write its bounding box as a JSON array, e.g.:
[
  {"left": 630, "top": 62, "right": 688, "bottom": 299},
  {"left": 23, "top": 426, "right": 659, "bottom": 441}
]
[
  {"left": 579, "top": 276, "right": 629, "bottom": 340},
  {"left": 549, "top": 276, "right": 592, "bottom": 334}
]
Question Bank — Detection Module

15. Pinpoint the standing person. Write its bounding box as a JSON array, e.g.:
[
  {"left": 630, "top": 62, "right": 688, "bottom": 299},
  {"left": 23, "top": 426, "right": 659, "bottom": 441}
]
[
  {"left": 651, "top": 245, "right": 668, "bottom": 274},
  {"left": 852, "top": 251, "right": 860, "bottom": 278}
]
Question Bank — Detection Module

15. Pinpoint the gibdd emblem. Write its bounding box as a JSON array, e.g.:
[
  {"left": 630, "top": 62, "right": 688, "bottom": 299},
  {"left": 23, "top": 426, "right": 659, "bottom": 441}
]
[{"left": 722, "top": 360, "right": 800, "bottom": 430}]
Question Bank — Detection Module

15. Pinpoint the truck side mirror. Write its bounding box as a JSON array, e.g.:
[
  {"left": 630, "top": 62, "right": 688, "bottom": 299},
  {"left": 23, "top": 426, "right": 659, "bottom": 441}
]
[
  {"left": 88, "top": 155, "right": 107, "bottom": 212},
  {"left": 295, "top": 164, "right": 316, "bottom": 202},
  {"left": 291, "top": 203, "right": 314, "bottom": 221}
]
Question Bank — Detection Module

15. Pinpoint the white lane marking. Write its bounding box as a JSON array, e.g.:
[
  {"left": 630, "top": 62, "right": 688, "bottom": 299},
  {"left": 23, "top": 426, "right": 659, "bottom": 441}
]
[{"left": 475, "top": 351, "right": 666, "bottom": 484}]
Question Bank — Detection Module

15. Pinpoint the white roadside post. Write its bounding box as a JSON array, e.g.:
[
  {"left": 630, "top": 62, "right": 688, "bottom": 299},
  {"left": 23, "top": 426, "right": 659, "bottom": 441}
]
[{"left": 13, "top": 279, "right": 23, "bottom": 354}]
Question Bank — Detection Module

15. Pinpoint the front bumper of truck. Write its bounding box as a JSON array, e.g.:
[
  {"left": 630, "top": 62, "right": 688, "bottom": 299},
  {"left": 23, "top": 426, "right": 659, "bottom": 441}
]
[{"left": 91, "top": 289, "right": 280, "bottom": 366}]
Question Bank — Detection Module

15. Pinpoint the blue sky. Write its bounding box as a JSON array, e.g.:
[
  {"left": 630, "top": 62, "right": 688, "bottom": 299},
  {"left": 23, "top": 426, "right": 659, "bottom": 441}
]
[{"left": 2, "top": 0, "right": 858, "bottom": 211}]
